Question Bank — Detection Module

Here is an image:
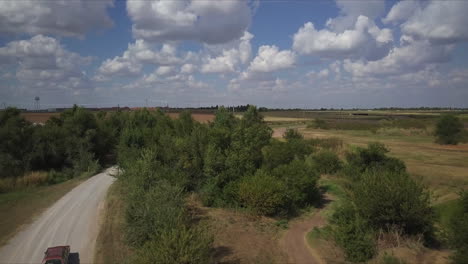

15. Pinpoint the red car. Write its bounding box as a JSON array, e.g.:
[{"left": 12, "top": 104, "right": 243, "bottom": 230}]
[{"left": 41, "top": 246, "right": 70, "bottom": 264}]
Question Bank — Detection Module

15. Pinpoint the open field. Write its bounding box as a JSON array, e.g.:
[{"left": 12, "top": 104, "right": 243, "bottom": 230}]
[
  {"left": 299, "top": 128, "right": 468, "bottom": 202},
  {"left": 264, "top": 110, "right": 468, "bottom": 202}
]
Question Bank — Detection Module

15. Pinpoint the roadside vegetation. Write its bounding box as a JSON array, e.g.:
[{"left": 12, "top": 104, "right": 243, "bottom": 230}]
[{"left": 0, "top": 106, "right": 120, "bottom": 192}]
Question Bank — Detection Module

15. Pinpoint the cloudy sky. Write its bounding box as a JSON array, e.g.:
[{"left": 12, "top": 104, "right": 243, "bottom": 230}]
[{"left": 1, "top": 0, "right": 468, "bottom": 109}]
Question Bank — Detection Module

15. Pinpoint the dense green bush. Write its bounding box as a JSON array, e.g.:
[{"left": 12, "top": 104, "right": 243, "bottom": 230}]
[
  {"left": 261, "top": 139, "right": 313, "bottom": 171},
  {"left": 352, "top": 169, "right": 433, "bottom": 236},
  {"left": 133, "top": 225, "right": 213, "bottom": 264},
  {"left": 343, "top": 142, "right": 405, "bottom": 180},
  {"left": 238, "top": 170, "right": 288, "bottom": 216},
  {"left": 331, "top": 202, "right": 376, "bottom": 262},
  {"left": 447, "top": 191, "right": 468, "bottom": 263},
  {"left": 435, "top": 114, "right": 464, "bottom": 145},
  {"left": 271, "top": 159, "right": 320, "bottom": 212},
  {"left": 307, "top": 150, "right": 342, "bottom": 174}
]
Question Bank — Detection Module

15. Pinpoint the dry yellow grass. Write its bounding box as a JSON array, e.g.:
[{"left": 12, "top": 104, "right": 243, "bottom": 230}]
[
  {"left": 298, "top": 127, "right": 468, "bottom": 202},
  {"left": 93, "top": 181, "right": 132, "bottom": 264},
  {"left": 0, "top": 171, "right": 48, "bottom": 193}
]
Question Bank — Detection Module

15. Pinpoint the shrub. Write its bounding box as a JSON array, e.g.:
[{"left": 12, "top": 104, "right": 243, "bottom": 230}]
[
  {"left": 352, "top": 169, "right": 433, "bottom": 236},
  {"left": 125, "top": 181, "right": 188, "bottom": 247},
  {"left": 435, "top": 114, "right": 464, "bottom": 145},
  {"left": 47, "top": 169, "right": 72, "bottom": 185},
  {"left": 447, "top": 191, "right": 468, "bottom": 263},
  {"left": 343, "top": 143, "right": 406, "bottom": 179},
  {"left": 307, "top": 150, "right": 342, "bottom": 174},
  {"left": 262, "top": 139, "right": 313, "bottom": 171},
  {"left": 272, "top": 159, "right": 320, "bottom": 212},
  {"left": 133, "top": 225, "right": 213, "bottom": 264},
  {"left": 332, "top": 202, "right": 376, "bottom": 262},
  {"left": 237, "top": 170, "right": 287, "bottom": 216},
  {"left": 283, "top": 128, "right": 303, "bottom": 140}
]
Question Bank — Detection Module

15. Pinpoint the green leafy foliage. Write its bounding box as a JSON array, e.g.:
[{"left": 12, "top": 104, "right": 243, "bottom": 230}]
[
  {"left": 0, "top": 106, "right": 109, "bottom": 182},
  {"left": 331, "top": 142, "right": 433, "bottom": 262},
  {"left": 435, "top": 114, "right": 464, "bottom": 145},
  {"left": 133, "top": 225, "right": 213, "bottom": 264},
  {"left": 447, "top": 191, "right": 468, "bottom": 263},
  {"left": 343, "top": 142, "right": 405, "bottom": 180},
  {"left": 307, "top": 150, "right": 342, "bottom": 174},
  {"left": 352, "top": 169, "right": 433, "bottom": 235},
  {"left": 331, "top": 202, "right": 376, "bottom": 262},
  {"left": 238, "top": 170, "right": 288, "bottom": 216}
]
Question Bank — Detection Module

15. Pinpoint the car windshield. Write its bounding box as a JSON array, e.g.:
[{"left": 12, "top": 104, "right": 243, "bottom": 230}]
[{"left": 44, "top": 260, "right": 62, "bottom": 264}]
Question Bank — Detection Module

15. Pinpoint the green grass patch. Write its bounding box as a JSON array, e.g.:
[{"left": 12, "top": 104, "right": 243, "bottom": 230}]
[{"left": 434, "top": 198, "right": 462, "bottom": 228}]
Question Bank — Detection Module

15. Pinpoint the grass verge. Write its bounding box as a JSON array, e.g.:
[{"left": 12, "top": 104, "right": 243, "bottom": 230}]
[
  {"left": 94, "top": 180, "right": 132, "bottom": 264},
  {"left": 0, "top": 177, "right": 84, "bottom": 246}
]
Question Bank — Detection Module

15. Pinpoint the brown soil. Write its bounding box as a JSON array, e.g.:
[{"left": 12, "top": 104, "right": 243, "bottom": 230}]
[
  {"left": 167, "top": 112, "right": 215, "bottom": 123},
  {"left": 272, "top": 127, "right": 287, "bottom": 138},
  {"left": 21, "top": 112, "right": 60, "bottom": 123},
  {"left": 187, "top": 195, "right": 287, "bottom": 264}
]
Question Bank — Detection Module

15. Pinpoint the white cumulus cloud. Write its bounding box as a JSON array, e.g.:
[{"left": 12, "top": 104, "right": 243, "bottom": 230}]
[
  {"left": 201, "top": 32, "right": 253, "bottom": 73},
  {"left": 0, "top": 35, "right": 92, "bottom": 91},
  {"left": 248, "top": 45, "right": 296, "bottom": 73},
  {"left": 0, "top": 0, "right": 113, "bottom": 37},
  {"left": 127, "top": 0, "right": 255, "bottom": 44},
  {"left": 293, "top": 16, "right": 392, "bottom": 60},
  {"left": 96, "top": 40, "right": 182, "bottom": 78},
  {"left": 401, "top": 0, "right": 468, "bottom": 44}
]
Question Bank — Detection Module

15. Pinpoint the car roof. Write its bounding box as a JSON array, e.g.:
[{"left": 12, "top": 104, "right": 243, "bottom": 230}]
[{"left": 45, "top": 246, "right": 67, "bottom": 258}]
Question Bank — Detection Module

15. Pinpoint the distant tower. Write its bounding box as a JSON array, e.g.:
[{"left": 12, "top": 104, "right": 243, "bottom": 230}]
[{"left": 34, "top": 96, "right": 40, "bottom": 111}]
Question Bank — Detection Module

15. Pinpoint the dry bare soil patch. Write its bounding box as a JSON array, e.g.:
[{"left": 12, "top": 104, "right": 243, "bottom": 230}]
[{"left": 188, "top": 195, "right": 288, "bottom": 264}]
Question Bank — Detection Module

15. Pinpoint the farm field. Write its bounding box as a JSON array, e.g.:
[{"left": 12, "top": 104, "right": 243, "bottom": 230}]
[{"left": 264, "top": 110, "right": 468, "bottom": 202}]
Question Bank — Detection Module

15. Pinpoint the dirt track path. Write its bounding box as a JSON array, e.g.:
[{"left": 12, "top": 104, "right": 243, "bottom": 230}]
[
  {"left": 0, "top": 168, "right": 116, "bottom": 264},
  {"left": 279, "top": 195, "right": 333, "bottom": 264}
]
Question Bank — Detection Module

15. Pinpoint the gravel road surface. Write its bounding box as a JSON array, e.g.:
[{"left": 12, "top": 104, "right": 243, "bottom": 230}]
[{"left": 0, "top": 168, "right": 116, "bottom": 264}]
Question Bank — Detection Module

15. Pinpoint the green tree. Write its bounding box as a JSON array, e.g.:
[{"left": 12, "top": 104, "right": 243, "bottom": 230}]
[
  {"left": 435, "top": 114, "right": 464, "bottom": 145},
  {"left": 0, "top": 108, "right": 33, "bottom": 178}
]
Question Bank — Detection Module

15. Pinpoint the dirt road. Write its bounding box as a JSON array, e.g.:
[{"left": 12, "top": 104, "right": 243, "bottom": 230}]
[
  {"left": 0, "top": 168, "right": 116, "bottom": 264},
  {"left": 279, "top": 195, "right": 333, "bottom": 264}
]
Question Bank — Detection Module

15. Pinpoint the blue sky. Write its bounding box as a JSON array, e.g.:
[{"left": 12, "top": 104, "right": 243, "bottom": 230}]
[{"left": 1, "top": 0, "right": 468, "bottom": 109}]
